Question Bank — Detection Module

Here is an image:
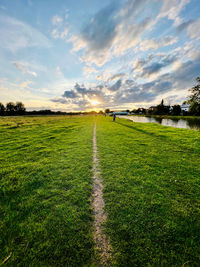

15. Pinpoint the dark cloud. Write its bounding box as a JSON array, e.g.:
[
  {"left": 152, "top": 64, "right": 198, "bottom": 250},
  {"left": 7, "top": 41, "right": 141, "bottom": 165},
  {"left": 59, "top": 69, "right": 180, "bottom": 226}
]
[
  {"left": 109, "top": 79, "right": 122, "bottom": 91},
  {"left": 63, "top": 90, "right": 77, "bottom": 98},
  {"left": 51, "top": 98, "right": 69, "bottom": 104},
  {"left": 52, "top": 55, "right": 200, "bottom": 109},
  {"left": 139, "top": 54, "right": 178, "bottom": 77},
  {"left": 142, "top": 62, "right": 164, "bottom": 75},
  {"left": 114, "top": 87, "right": 156, "bottom": 104},
  {"left": 176, "top": 19, "right": 194, "bottom": 32},
  {"left": 81, "top": 2, "right": 119, "bottom": 51},
  {"left": 108, "top": 73, "right": 125, "bottom": 81}
]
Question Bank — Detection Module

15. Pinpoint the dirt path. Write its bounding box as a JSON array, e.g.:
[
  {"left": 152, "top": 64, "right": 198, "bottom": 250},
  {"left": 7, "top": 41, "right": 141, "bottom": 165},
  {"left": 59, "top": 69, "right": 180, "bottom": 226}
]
[{"left": 92, "top": 122, "right": 112, "bottom": 266}]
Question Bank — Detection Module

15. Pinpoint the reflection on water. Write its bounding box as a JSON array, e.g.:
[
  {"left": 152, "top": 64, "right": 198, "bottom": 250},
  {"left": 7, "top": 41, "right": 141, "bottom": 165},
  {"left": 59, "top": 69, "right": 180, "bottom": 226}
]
[{"left": 118, "top": 116, "right": 200, "bottom": 130}]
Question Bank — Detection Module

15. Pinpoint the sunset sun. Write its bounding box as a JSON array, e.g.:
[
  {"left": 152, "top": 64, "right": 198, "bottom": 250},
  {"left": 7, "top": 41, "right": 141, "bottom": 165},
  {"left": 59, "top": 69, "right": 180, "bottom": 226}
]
[{"left": 90, "top": 100, "right": 100, "bottom": 106}]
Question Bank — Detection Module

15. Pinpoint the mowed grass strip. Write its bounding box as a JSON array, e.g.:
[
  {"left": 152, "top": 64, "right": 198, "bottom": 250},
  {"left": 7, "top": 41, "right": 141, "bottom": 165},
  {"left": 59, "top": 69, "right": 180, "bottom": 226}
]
[
  {"left": 96, "top": 116, "right": 200, "bottom": 266},
  {"left": 0, "top": 116, "right": 95, "bottom": 266}
]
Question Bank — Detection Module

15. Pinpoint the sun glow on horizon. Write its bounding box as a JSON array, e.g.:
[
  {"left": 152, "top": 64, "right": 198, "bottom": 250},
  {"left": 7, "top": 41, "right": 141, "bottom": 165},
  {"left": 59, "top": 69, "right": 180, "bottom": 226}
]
[{"left": 90, "top": 99, "right": 100, "bottom": 106}]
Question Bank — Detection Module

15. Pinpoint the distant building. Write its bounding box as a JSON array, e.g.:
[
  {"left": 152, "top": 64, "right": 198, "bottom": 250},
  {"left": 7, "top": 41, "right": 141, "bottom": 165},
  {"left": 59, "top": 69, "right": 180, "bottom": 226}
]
[{"left": 181, "top": 104, "right": 190, "bottom": 112}]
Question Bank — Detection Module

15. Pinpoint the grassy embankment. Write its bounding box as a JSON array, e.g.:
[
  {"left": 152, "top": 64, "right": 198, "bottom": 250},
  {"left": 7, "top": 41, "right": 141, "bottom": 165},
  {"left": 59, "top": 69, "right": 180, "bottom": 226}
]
[
  {"left": 0, "top": 116, "right": 95, "bottom": 266},
  {"left": 97, "top": 116, "right": 200, "bottom": 266}
]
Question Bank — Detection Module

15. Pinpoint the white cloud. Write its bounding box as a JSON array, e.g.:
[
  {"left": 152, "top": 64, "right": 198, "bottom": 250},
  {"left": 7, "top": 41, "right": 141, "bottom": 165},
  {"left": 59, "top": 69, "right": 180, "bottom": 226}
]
[
  {"left": 139, "top": 36, "right": 178, "bottom": 51},
  {"left": 13, "top": 62, "right": 38, "bottom": 77},
  {"left": 68, "top": 34, "right": 87, "bottom": 52},
  {"left": 20, "top": 80, "right": 32, "bottom": 88},
  {"left": 60, "top": 26, "right": 69, "bottom": 39},
  {"left": 187, "top": 19, "right": 200, "bottom": 40},
  {"left": 52, "top": 15, "right": 63, "bottom": 26},
  {"left": 158, "top": 0, "right": 191, "bottom": 26},
  {"left": 51, "top": 29, "right": 60, "bottom": 39},
  {"left": 83, "top": 65, "right": 98, "bottom": 77},
  {"left": 67, "top": 1, "right": 159, "bottom": 66}
]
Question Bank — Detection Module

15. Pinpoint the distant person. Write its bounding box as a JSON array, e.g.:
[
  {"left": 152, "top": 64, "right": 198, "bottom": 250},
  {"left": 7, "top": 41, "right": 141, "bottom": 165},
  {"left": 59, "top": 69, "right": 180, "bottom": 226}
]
[{"left": 113, "top": 113, "right": 116, "bottom": 122}]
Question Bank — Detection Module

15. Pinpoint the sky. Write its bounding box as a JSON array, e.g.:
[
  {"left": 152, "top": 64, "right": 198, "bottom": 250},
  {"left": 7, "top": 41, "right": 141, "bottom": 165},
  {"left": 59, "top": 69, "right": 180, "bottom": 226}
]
[{"left": 0, "top": 0, "right": 200, "bottom": 111}]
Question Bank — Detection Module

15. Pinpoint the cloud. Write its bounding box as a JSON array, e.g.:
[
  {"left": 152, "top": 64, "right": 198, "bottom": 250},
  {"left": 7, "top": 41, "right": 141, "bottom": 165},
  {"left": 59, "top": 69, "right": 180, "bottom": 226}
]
[
  {"left": 67, "top": 0, "right": 191, "bottom": 67},
  {"left": 51, "top": 11, "right": 69, "bottom": 40},
  {"left": 186, "top": 19, "right": 200, "bottom": 40},
  {"left": 158, "top": 0, "right": 191, "bottom": 26},
  {"left": 109, "top": 79, "right": 122, "bottom": 91},
  {"left": 52, "top": 15, "right": 63, "bottom": 26},
  {"left": 60, "top": 27, "right": 69, "bottom": 39},
  {"left": 63, "top": 90, "right": 77, "bottom": 98},
  {"left": 176, "top": 18, "right": 200, "bottom": 40},
  {"left": 51, "top": 26, "right": 69, "bottom": 39},
  {"left": 176, "top": 19, "right": 194, "bottom": 31},
  {"left": 134, "top": 53, "right": 179, "bottom": 78},
  {"left": 133, "top": 55, "right": 154, "bottom": 71},
  {"left": 83, "top": 65, "right": 98, "bottom": 77},
  {"left": 20, "top": 80, "right": 32, "bottom": 89},
  {"left": 0, "top": 15, "right": 51, "bottom": 52},
  {"left": 107, "top": 73, "right": 126, "bottom": 82},
  {"left": 13, "top": 62, "right": 37, "bottom": 77},
  {"left": 138, "top": 36, "right": 178, "bottom": 51},
  {"left": 68, "top": 0, "right": 156, "bottom": 66},
  {"left": 51, "top": 29, "right": 60, "bottom": 39},
  {"left": 52, "top": 50, "right": 200, "bottom": 110},
  {"left": 53, "top": 83, "right": 109, "bottom": 109}
]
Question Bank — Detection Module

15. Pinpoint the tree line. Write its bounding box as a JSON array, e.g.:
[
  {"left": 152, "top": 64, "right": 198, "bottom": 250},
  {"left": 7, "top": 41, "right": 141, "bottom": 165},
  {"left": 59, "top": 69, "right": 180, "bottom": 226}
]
[
  {"left": 0, "top": 102, "right": 104, "bottom": 116},
  {"left": 0, "top": 102, "right": 26, "bottom": 116}
]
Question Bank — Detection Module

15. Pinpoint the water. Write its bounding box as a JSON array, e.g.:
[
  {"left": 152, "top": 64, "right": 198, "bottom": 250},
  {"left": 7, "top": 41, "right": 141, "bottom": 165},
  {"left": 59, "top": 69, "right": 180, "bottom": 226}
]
[{"left": 118, "top": 116, "right": 200, "bottom": 130}]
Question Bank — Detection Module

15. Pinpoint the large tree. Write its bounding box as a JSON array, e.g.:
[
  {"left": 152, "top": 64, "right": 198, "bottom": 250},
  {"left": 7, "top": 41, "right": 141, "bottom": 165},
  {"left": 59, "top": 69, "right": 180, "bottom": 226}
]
[
  {"left": 187, "top": 77, "right": 200, "bottom": 104},
  {"left": 187, "top": 77, "right": 200, "bottom": 115}
]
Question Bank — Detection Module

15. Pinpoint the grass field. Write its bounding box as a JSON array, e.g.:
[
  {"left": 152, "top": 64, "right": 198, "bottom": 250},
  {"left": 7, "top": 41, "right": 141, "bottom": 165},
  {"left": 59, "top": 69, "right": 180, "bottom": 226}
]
[
  {"left": 97, "top": 116, "right": 200, "bottom": 266},
  {"left": 0, "top": 116, "right": 95, "bottom": 266},
  {"left": 0, "top": 115, "right": 200, "bottom": 266}
]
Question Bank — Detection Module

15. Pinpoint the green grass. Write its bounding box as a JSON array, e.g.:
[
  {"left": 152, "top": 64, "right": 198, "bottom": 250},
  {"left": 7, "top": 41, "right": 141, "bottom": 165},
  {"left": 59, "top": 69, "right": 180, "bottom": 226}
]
[
  {"left": 96, "top": 116, "right": 200, "bottom": 266},
  {"left": 1, "top": 115, "right": 200, "bottom": 266},
  {"left": 0, "top": 116, "right": 95, "bottom": 266}
]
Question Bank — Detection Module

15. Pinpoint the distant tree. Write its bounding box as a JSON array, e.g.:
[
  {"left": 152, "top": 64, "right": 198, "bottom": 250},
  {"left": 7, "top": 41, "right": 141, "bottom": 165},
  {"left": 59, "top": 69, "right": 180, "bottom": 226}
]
[
  {"left": 6, "top": 102, "right": 15, "bottom": 115},
  {"left": 171, "top": 105, "right": 181, "bottom": 116},
  {"left": 105, "top": 108, "right": 110, "bottom": 114},
  {"left": 15, "top": 102, "right": 26, "bottom": 115},
  {"left": 153, "top": 100, "right": 170, "bottom": 115},
  {"left": 98, "top": 110, "right": 104, "bottom": 114},
  {"left": 0, "top": 102, "right": 5, "bottom": 116}
]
